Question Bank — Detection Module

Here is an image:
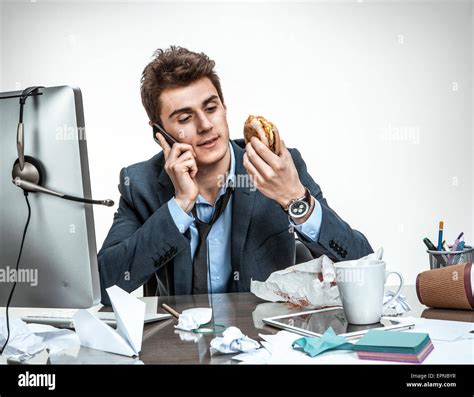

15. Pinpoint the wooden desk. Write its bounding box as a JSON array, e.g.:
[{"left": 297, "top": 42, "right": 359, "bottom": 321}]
[{"left": 135, "top": 285, "right": 472, "bottom": 364}]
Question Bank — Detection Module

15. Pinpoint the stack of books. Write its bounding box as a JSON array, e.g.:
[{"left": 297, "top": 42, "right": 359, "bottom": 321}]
[{"left": 354, "top": 329, "right": 434, "bottom": 364}]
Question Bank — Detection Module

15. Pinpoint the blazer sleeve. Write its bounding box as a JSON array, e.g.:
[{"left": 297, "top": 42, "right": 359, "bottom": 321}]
[
  {"left": 289, "top": 148, "right": 373, "bottom": 261},
  {"left": 97, "top": 167, "right": 189, "bottom": 305}
]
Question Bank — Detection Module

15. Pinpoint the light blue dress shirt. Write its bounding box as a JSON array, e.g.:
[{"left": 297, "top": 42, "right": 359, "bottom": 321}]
[{"left": 167, "top": 142, "right": 323, "bottom": 293}]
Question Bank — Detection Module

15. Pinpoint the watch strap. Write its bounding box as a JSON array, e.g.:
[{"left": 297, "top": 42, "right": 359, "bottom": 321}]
[{"left": 283, "top": 187, "right": 311, "bottom": 212}]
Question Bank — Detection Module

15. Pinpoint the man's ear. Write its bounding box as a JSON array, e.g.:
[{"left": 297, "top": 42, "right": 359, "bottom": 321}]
[{"left": 148, "top": 120, "right": 152, "bottom": 126}]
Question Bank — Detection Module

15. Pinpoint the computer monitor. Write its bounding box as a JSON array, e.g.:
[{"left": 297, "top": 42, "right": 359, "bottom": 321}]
[{"left": 0, "top": 85, "right": 101, "bottom": 308}]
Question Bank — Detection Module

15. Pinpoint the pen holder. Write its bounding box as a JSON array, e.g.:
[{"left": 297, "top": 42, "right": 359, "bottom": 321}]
[{"left": 426, "top": 245, "right": 473, "bottom": 270}]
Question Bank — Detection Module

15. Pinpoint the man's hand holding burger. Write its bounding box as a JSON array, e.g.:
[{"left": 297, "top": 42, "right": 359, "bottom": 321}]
[
  {"left": 242, "top": 116, "right": 315, "bottom": 224},
  {"left": 156, "top": 132, "right": 199, "bottom": 214}
]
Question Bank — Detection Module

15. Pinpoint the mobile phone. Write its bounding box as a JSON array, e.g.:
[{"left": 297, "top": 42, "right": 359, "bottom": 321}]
[{"left": 152, "top": 123, "right": 178, "bottom": 147}]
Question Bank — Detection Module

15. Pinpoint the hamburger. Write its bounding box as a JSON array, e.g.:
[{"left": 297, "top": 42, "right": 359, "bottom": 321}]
[{"left": 244, "top": 115, "right": 281, "bottom": 155}]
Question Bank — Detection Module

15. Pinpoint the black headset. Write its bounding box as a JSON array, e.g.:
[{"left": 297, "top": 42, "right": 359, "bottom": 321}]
[{"left": 11, "top": 86, "right": 114, "bottom": 206}]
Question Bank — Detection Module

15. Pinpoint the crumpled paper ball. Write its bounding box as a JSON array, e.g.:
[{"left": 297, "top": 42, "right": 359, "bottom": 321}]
[
  {"left": 210, "top": 326, "right": 260, "bottom": 354},
  {"left": 175, "top": 308, "right": 212, "bottom": 331}
]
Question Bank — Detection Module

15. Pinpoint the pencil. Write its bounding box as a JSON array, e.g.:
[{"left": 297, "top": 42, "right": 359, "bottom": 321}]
[
  {"left": 437, "top": 221, "right": 444, "bottom": 251},
  {"left": 162, "top": 303, "right": 180, "bottom": 319}
]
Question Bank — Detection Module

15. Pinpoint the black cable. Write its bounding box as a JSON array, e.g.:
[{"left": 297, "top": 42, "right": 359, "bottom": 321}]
[
  {"left": 1, "top": 191, "right": 31, "bottom": 355},
  {"left": 19, "top": 86, "right": 42, "bottom": 123}
]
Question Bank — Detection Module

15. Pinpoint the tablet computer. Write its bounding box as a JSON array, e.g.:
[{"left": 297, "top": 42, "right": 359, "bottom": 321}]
[{"left": 263, "top": 307, "right": 415, "bottom": 339}]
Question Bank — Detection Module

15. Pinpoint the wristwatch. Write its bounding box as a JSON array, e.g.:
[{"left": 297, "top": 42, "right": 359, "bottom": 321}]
[{"left": 283, "top": 187, "right": 312, "bottom": 219}]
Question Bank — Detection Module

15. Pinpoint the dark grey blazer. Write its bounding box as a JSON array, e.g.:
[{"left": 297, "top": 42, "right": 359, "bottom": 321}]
[{"left": 98, "top": 139, "right": 372, "bottom": 305}]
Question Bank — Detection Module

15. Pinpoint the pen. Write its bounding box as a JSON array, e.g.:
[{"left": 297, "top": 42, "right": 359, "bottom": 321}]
[
  {"left": 437, "top": 221, "right": 444, "bottom": 251},
  {"left": 423, "top": 237, "right": 437, "bottom": 251},
  {"left": 161, "top": 303, "right": 180, "bottom": 319},
  {"left": 424, "top": 237, "right": 448, "bottom": 267},
  {"left": 451, "top": 232, "right": 464, "bottom": 251},
  {"left": 442, "top": 240, "right": 447, "bottom": 251}
]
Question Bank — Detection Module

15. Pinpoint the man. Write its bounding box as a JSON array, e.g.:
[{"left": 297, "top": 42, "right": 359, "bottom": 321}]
[{"left": 98, "top": 46, "right": 372, "bottom": 304}]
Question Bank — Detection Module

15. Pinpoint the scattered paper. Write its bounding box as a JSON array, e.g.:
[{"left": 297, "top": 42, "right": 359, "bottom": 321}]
[
  {"left": 399, "top": 316, "right": 474, "bottom": 342},
  {"left": 210, "top": 326, "right": 260, "bottom": 354},
  {"left": 259, "top": 331, "right": 321, "bottom": 364},
  {"left": 21, "top": 349, "right": 50, "bottom": 364},
  {"left": 422, "top": 339, "right": 473, "bottom": 364},
  {"left": 48, "top": 344, "right": 144, "bottom": 364},
  {"left": 26, "top": 323, "right": 80, "bottom": 357},
  {"left": 0, "top": 317, "right": 46, "bottom": 361},
  {"left": 250, "top": 255, "right": 340, "bottom": 308},
  {"left": 233, "top": 330, "right": 361, "bottom": 364},
  {"left": 383, "top": 292, "right": 411, "bottom": 316},
  {"left": 175, "top": 308, "right": 212, "bottom": 331},
  {"left": 235, "top": 316, "right": 474, "bottom": 365},
  {"left": 73, "top": 285, "right": 145, "bottom": 357},
  {"left": 0, "top": 316, "right": 80, "bottom": 362},
  {"left": 233, "top": 348, "right": 272, "bottom": 364},
  {"left": 251, "top": 249, "right": 385, "bottom": 308}
]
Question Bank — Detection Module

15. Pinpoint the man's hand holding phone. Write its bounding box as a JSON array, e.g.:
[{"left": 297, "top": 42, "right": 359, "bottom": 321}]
[{"left": 156, "top": 132, "right": 199, "bottom": 213}]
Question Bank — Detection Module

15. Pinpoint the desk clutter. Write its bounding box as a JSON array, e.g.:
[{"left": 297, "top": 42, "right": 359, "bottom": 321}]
[
  {"left": 73, "top": 286, "right": 145, "bottom": 357},
  {"left": 250, "top": 247, "right": 410, "bottom": 316},
  {"left": 233, "top": 237, "right": 473, "bottom": 365},
  {"left": 423, "top": 223, "right": 472, "bottom": 269},
  {"left": 420, "top": 222, "right": 473, "bottom": 311},
  {"left": 1, "top": 230, "right": 471, "bottom": 365},
  {"left": 210, "top": 326, "right": 259, "bottom": 354},
  {"left": 292, "top": 328, "right": 434, "bottom": 364},
  {"left": 0, "top": 316, "right": 80, "bottom": 362},
  {"left": 234, "top": 317, "right": 473, "bottom": 365}
]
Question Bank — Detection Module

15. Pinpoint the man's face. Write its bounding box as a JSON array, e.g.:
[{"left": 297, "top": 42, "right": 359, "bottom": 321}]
[{"left": 158, "top": 77, "right": 230, "bottom": 167}]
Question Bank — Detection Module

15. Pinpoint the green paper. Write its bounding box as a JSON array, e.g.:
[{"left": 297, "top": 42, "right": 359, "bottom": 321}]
[
  {"left": 354, "top": 330, "right": 431, "bottom": 354},
  {"left": 292, "top": 327, "right": 355, "bottom": 357}
]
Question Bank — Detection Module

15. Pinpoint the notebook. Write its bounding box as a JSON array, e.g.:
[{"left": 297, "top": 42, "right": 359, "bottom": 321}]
[{"left": 354, "top": 330, "right": 433, "bottom": 363}]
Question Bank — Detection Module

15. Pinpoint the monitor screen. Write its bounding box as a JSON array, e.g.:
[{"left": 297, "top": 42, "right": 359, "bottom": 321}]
[{"left": 0, "top": 86, "right": 100, "bottom": 308}]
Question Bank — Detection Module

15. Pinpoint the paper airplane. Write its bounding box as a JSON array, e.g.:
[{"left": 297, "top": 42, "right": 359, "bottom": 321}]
[{"left": 73, "top": 286, "right": 145, "bottom": 357}]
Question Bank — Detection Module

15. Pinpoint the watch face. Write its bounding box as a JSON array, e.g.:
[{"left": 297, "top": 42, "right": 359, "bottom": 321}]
[{"left": 289, "top": 199, "right": 309, "bottom": 218}]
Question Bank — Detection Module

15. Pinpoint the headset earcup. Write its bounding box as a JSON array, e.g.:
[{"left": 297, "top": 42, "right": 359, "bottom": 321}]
[
  {"left": 27, "top": 156, "right": 46, "bottom": 186},
  {"left": 12, "top": 155, "right": 46, "bottom": 187}
]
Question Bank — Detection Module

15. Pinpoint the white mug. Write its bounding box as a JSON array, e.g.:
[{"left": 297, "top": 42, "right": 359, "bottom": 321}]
[{"left": 334, "top": 260, "right": 404, "bottom": 325}]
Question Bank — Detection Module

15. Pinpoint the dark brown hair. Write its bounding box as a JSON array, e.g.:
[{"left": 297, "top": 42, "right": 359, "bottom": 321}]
[{"left": 140, "top": 46, "right": 225, "bottom": 124}]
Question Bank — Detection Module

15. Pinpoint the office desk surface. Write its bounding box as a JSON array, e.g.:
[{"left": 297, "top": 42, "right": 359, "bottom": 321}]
[
  {"left": 133, "top": 285, "right": 472, "bottom": 364},
  {"left": 42, "top": 285, "right": 471, "bottom": 364}
]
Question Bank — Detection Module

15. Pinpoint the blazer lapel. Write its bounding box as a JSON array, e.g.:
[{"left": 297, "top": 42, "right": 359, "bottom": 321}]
[
  {"left": 157, "top": 157, "right": 175, "bottom": 203},
  {"left": 156, "top": 158, "right": 194, "bottom": 295},
  {"left": 230, "top": 140, "right": 256, "bottom": 292}
]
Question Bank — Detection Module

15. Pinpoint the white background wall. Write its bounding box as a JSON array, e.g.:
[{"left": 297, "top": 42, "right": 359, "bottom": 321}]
[
  {"left": 1, "top": 0, "right": 472, "bottom": 287},
  {"left": 0, "top": 2, "right": 3, "bottom": 90}
]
